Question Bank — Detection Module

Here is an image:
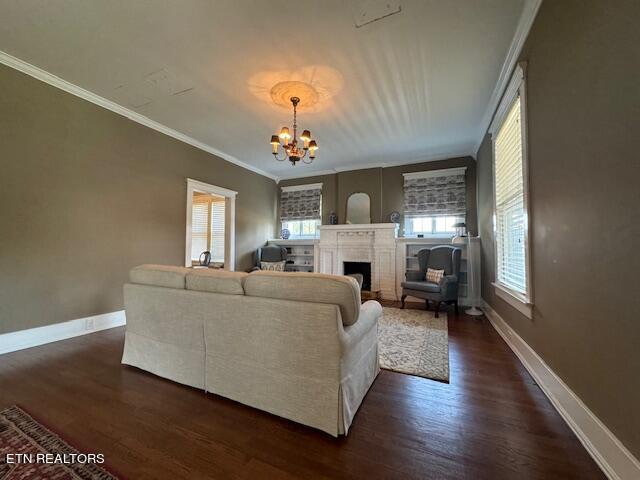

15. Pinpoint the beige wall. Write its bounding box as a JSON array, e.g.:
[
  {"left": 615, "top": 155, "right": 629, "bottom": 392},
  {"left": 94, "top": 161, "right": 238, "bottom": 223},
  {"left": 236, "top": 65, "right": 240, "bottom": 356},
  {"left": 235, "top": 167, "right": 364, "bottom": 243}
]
[
  {"left": 477, "top": 0, "right": 640, "bottom": 457},
  {"left": 0, "top": 64, "right": 277, "bottom": 335},
  {"left": 279, "top": 156, "right": 477, "bottom": 234}
]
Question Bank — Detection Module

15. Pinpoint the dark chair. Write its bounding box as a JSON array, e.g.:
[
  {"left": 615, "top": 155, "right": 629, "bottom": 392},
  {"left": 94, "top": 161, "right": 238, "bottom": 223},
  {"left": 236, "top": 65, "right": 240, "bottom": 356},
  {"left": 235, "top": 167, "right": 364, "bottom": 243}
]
[
  {"left": 401, "top": 246, "right": 462, "bottom": 318},
  {"left": 252, "top": 244, "right": 288, "bottom": 271}
]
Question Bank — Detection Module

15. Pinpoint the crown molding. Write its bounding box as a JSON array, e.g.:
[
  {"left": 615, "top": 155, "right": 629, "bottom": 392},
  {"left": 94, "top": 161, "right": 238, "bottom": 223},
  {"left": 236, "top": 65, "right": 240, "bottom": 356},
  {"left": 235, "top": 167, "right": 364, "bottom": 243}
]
[
  {"left": 473, "top": 0, "right": 542, "bottom": 155},
  {"left": 0, "top": 50, "right": 279, "bottom": 182},
  {"left": 276, "top": 147, "right": 474, "bottom": 182}
]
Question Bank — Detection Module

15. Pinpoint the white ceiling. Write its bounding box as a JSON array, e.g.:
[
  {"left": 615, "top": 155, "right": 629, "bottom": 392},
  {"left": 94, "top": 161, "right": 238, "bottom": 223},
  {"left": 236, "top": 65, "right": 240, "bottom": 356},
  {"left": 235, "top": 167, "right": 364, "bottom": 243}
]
[{"left": 0, "top": 0, "right": 527, "bottom": 180}]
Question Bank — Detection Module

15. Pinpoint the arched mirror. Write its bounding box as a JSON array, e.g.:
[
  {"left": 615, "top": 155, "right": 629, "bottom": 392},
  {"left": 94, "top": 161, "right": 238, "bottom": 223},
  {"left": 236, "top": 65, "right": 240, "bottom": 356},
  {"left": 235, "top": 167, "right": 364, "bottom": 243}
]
[{"left": 346, "top": 192, "right": 371, "bottom": 224}]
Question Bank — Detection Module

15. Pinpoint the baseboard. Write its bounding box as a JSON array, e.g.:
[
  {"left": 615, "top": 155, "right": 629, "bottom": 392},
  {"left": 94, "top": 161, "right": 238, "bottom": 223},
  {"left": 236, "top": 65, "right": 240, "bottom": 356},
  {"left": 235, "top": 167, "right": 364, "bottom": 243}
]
[
  {"left": 0, "top": 311, "right": 126, "bottom": 355},
  {"left": 482, "top": 301, "right": 640, "bottom": 480}
]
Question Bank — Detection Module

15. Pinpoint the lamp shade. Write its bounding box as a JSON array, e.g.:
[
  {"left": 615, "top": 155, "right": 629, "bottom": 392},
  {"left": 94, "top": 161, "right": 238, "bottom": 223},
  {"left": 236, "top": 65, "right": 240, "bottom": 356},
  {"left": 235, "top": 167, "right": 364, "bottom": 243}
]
[
  {"left": 270, "top": 135, "right": 280, "bottom": 145},
  {"left": 300, "top": 130, "right": 311, "bottom": 141},
  {"left": 279, "top": 127, "right": 290, "bottom": 139},
  {"left": 308, "top": 140, "right": 318, "bottom": 151}
]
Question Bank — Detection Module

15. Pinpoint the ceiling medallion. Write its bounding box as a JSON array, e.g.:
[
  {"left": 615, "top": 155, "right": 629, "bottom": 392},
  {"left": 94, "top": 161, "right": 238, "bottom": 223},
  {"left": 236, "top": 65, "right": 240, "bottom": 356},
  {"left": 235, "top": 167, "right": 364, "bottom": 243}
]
[
  {"left": 270, "top": 96, "right": 318, "bottom": 166},
  {"left": 270, "top": 81, "right": 319, "bottom": 110}
]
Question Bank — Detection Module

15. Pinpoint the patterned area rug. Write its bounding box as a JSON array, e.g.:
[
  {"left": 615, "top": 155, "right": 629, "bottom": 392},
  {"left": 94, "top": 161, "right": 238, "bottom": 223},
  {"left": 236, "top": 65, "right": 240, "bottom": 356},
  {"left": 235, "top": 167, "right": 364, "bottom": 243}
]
[
  {"left": 378, "top": 307, "right": 449, "bottom": 382},
  {"left": 0, "top": 405, "right": 118, "bottom": 479}
]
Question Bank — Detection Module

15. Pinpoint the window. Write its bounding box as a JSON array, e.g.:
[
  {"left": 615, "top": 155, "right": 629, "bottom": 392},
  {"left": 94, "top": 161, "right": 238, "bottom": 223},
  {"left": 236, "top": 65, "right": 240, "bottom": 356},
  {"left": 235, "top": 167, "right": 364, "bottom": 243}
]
[
  {"left": 185, "top": 179, "right": 237, "bottom": 270},
  {"left": 402, "top": 167, "right": 467, "bottom": 237},
  {"left": 490, "top": 63, "right": 531, "bottom": 316},
  {"left": 280, "top": 183, "right": 322, "bottom": 239},
  {"left": 281, "top": 219, "right": 321, "bottom": 239},
  {"left": 190, "top": 193, "right": 226, "bottom": 264},
  {"left": 404, "top": 215, "right": 463, "bottom": 236}
]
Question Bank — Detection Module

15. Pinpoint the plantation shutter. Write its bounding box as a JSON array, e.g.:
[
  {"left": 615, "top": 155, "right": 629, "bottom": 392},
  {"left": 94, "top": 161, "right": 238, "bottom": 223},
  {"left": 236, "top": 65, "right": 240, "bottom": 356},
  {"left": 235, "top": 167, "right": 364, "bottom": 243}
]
[
  {"left": 211, "top": 199, "right": 226, "bottom": 263},
  {"left": 403, "top": 169, "right": 466, "bottom": 218},
  {"left": 191, "top": 194, "right": 226, "bottom": 264},
  {"left": 280, "top": 186, "right": 322, "bottom": 221},
  {"left": 494, "top": 95, "right": 527, "bottom": 294},
  {"left": 191, "top": 195, "right": 210, "bottom": 261}
]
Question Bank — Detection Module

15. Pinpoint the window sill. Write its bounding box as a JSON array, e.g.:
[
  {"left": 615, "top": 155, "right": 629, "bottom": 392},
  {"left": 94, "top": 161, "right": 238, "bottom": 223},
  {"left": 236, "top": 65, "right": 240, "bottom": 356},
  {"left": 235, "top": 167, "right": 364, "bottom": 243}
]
[
  {"left": 404, "top": 234, "right": 455, "bottom": 238},
  {"left": 492, "top": 282, "right": 533, "bottom": 319}
]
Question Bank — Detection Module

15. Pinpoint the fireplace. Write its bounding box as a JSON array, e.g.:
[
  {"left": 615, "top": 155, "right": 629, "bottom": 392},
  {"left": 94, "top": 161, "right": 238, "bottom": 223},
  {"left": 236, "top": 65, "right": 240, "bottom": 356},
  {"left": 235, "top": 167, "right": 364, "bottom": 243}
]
[
  {"left": 318, "top": 223, "right": 397, "bottom": 300},
  {"left": 344, "top": 261, "right": 371, "bottom": 291}
]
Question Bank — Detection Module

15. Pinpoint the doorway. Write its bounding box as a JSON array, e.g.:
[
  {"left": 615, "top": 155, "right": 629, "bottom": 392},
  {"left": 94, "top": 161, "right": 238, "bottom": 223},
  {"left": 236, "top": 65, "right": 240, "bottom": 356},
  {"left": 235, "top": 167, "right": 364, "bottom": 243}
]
[{"left": 185, "top": 178, "right": 237, "bottom": 270}]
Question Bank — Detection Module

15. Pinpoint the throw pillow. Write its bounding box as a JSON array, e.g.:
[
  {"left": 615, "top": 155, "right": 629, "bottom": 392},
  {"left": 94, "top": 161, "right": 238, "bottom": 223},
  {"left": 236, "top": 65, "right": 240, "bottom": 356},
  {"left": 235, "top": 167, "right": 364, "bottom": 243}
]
[
  {"left": 261, "top": 261, "right": 286, "bottom": 271},
  {"left": 426, "top": 268, "right": 445, "bottom": 283}
]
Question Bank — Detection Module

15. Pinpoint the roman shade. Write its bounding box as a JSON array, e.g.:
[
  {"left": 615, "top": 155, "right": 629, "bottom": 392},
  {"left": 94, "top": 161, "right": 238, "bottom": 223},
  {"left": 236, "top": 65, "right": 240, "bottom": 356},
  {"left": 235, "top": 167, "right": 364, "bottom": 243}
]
[
  {"left": 280, "top": 185, "right": 322, "bottom": 221},
  {"left": 403, "top": 168, "right": 466, "bottom": 217}
]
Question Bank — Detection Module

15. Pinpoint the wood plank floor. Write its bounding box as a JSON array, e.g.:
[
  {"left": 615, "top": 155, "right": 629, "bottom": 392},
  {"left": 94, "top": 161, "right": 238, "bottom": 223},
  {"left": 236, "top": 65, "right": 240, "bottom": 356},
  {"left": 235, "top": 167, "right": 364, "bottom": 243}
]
[{"left": 0, "top": 302, "right": 604, "bottom": 479}]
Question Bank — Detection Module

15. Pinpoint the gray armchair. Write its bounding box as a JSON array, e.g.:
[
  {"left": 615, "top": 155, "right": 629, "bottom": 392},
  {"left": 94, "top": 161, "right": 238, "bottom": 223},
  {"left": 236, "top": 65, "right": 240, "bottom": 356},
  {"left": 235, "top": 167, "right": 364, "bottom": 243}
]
[
  {"left": 401, "top": 246, "right": 462, "bottom": 317},
  {"left": 252, "top": 245, "right": 288, "bottom": 271}
]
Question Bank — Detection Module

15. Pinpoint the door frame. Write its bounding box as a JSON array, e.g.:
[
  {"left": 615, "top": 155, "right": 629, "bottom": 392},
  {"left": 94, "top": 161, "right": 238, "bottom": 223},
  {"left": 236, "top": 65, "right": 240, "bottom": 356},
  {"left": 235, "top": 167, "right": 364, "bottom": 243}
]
[{"left": 185, "top": 178, "right": 237, "bottom": 270}]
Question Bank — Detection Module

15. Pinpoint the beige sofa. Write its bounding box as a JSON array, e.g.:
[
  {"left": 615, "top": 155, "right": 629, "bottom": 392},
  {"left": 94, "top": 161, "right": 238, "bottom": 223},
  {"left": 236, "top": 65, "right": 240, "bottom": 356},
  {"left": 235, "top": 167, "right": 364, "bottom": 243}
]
[{"left": 122, "top": 265, "right": 382, "bottom": 436}]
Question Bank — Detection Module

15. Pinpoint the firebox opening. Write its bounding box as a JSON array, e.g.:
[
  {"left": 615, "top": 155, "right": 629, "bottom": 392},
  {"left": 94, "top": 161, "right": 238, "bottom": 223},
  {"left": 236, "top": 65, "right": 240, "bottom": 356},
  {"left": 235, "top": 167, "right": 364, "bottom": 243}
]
[{"left": 344, "top": 261, "right": 372, "bottom": 291}]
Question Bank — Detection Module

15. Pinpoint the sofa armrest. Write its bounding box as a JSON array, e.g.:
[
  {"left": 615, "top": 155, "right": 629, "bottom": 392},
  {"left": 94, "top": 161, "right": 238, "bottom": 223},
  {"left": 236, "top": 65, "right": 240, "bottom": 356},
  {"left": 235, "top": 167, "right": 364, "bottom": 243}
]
[{"left": 340, "top": 300, "right": 382, "bottom": 351}]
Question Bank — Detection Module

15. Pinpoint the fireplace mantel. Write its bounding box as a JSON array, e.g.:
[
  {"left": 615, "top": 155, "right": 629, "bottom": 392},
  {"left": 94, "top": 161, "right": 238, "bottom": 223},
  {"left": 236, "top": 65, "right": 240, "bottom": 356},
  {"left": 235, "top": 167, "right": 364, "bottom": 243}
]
[
  {"left": 318, "top": 223, "right": 398, "bottom": 232},
  {"left": 318, "top": 223, "right": 398, "bottom": 300}
]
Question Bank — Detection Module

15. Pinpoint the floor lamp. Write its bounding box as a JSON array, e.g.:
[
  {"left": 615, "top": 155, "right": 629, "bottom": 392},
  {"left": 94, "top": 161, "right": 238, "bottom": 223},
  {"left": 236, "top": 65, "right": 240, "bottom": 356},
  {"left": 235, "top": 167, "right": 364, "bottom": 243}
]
[{"left": 466, "top": 236, "right": 483, "bottom": 316}]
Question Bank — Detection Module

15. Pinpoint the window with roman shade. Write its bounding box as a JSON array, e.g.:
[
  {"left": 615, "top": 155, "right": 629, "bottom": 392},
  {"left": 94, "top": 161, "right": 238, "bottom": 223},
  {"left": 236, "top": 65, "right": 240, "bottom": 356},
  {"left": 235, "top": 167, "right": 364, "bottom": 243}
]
[
  {"left": 403, "top": 168, "right": 466, "bottom": 236},
  {"left": 280, "top": 183, "right": 322, "bottom": 239},
  {"left": 489, "top": 62, "right": 532, "bottom": 318}
]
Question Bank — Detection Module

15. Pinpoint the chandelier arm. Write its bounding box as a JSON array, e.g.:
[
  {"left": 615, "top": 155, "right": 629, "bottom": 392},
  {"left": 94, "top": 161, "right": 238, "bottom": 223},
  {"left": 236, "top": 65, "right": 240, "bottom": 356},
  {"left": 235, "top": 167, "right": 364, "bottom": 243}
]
[{"left": 274, "top": 149, "right": 288, "bottom": 162}]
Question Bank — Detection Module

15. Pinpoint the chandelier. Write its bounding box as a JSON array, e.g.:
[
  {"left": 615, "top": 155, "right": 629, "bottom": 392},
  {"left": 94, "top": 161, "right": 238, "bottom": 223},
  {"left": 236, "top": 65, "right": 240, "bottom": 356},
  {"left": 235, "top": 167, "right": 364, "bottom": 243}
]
[{"left": 270, "top": 96, "right": 318, "bottom": 165}]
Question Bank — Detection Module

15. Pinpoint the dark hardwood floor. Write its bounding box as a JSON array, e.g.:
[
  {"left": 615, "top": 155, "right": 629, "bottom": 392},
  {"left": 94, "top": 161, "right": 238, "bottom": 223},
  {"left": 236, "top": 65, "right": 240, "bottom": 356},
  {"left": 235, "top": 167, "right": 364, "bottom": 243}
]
[{"left": 0, "top": 302, "right": 604, "bottom": 479}]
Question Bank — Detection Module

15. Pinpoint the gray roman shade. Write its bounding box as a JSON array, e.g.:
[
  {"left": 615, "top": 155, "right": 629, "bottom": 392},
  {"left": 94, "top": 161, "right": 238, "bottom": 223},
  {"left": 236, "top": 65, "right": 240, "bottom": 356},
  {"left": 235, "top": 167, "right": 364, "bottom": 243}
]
[
  {"left": 280, "top": 184, "right": 322, "bottom": 221},
  {"left": 403, "top": 168, "right": 466, "bottom": 217}
]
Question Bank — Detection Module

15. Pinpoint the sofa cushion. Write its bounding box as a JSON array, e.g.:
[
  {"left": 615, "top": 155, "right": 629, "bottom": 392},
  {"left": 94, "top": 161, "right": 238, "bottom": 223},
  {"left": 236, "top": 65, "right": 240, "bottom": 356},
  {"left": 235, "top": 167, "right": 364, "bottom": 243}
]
[
  {"left": 243, "top": 271, "right": 361, "bottom": 326},
  {"left": 129, "top": 264, "right": 188, "bottom": 289},
  {"left": 401, "top": 281, "right": 441, "bottom": 293},
  {"left": 186, "top": 269, "right": 247, "bottom": 295}
]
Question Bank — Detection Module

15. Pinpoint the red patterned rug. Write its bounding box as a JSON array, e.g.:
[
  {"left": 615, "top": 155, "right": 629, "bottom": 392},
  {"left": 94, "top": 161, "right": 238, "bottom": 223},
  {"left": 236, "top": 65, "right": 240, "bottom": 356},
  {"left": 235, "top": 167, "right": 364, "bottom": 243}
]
[{"left": 0, "top": 405, "right": 118, "bottom": 479}]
